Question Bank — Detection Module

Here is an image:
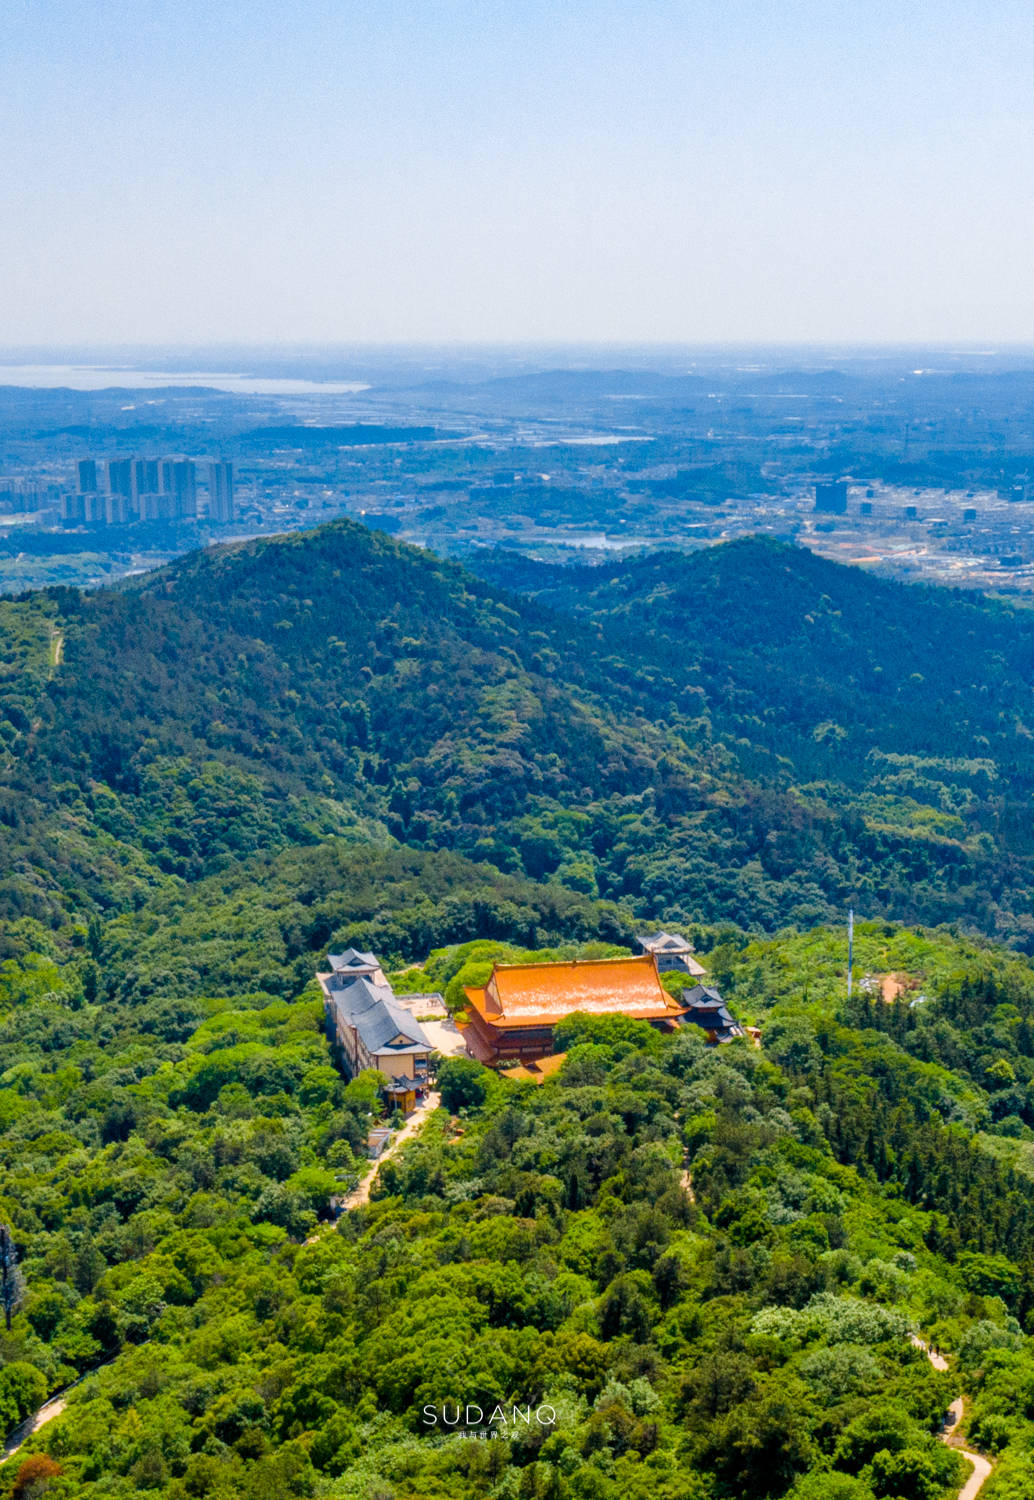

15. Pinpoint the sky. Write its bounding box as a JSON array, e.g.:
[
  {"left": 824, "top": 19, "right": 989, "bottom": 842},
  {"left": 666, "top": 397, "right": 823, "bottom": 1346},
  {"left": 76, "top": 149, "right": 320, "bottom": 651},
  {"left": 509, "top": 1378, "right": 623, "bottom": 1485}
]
[{"left": 3, "top": 0, "right": 1034, "bottom": 346}]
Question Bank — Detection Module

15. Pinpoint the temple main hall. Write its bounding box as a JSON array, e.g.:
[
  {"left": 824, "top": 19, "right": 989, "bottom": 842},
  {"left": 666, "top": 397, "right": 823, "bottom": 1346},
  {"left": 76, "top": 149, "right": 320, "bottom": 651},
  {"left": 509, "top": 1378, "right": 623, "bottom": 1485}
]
[{"left": 462, "top": 953, "right": 687, "bottom": 1066}]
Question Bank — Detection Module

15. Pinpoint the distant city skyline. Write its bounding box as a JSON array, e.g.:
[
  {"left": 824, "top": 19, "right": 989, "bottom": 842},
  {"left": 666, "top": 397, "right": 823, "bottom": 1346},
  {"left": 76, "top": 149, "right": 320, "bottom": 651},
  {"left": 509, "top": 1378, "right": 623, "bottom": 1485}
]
[{"left": 5, "top": 2, "right": 1034, "bottom": 345}]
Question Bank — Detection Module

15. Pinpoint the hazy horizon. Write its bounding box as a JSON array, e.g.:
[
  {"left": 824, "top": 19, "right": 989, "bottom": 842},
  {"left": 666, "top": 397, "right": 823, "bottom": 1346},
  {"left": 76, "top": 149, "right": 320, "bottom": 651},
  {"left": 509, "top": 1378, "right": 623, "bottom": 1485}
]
[{"left": 6, "top": 339, "right": 1032, "bottom": 370}]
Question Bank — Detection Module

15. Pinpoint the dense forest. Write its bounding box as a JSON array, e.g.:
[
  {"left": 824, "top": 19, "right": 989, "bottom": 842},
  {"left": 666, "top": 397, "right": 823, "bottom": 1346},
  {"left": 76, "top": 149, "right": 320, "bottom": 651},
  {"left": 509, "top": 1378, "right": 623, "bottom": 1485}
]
[
  {"left": 4, "top": 920, "right": 1034, "bottom": 1497},
  {"left": 7, "top": 521, "right": 1034, "bottom": 971},
  {"left": 6, "top": 523, "right": 1034, "bottom": 1495}
]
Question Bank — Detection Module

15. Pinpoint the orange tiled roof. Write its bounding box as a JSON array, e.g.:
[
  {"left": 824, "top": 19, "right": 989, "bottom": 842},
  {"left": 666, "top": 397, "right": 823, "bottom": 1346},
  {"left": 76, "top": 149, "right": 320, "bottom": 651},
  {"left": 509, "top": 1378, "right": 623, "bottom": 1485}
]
[{"left": 465, "top": 954, "right": 680, "bottom": 1029}]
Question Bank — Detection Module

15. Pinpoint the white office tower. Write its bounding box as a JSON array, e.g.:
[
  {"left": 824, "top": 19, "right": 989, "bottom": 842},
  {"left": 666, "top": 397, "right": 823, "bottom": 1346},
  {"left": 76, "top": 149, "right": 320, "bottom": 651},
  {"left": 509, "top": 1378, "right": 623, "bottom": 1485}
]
[{"left": 208, "top": 460, "right": 235, "bottom": 522}]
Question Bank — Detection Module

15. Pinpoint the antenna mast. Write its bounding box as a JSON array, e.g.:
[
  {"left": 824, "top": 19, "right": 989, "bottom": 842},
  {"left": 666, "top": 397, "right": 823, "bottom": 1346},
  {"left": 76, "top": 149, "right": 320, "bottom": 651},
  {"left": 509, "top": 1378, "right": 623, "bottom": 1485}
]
[{"left": 847, "top": 907, "right": 854, "bottom": 1000}]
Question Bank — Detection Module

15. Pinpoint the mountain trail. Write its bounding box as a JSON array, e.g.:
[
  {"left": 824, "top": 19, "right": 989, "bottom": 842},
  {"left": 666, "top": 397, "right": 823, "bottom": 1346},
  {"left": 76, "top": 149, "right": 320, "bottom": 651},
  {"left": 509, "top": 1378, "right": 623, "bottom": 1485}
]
[
  {"left": 910, "top": 1335, "right": 993, "bottom": 1499},
  {"left": 2, "top": 1355, "right": 119, "bottom": 1463},
  {"left": 305, "top": 1090, "right": 441, "bottom": 1245},
  {"left": 2, "top": 1396, "right": 66, "bottom": 1461}
]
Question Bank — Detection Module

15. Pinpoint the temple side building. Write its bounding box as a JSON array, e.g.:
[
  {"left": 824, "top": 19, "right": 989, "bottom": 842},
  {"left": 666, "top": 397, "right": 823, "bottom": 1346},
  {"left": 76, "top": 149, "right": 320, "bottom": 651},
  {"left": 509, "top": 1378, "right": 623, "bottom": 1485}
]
[
  {"left": 317, "top": 948, "right": 433, "bottom": 1113},
  {"left": 680, "top": 984, "right": 744, "bottom": 1043},
  {"left": 463, "top": 953, "right": 686, "bottom": 1066}
]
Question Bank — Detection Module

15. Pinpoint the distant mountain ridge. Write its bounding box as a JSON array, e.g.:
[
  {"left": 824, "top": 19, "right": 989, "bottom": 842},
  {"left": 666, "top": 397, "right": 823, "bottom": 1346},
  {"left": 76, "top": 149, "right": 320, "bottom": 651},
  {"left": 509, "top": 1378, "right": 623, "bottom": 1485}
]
[
  {"left": 4, "top": 522, "right": 1034, "bottom": 962},
  {"left": 471, "top": 537, "right": 1034, "bottom": 785}
]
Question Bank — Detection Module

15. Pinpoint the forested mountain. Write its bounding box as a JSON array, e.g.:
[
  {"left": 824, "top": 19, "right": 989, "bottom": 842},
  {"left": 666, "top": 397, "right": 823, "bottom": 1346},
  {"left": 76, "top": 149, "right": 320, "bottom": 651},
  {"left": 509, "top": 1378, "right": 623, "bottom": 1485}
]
[
  {"left": 6, "top": 520, "right": 1034, "bottom": 973},
  {"left": 472, "top": 537, "right": 1034, "bottom": 786},
  {"left": 7, "top": 524, "right": 1034, "bottom": 1495}
]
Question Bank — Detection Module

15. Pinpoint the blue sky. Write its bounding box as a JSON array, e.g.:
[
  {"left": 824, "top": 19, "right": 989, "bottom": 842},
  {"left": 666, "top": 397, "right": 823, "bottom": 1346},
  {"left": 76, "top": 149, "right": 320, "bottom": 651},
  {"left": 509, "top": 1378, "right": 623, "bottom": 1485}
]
[{"left": 3, "top": 1, "right": 1034, "bottom": 344}]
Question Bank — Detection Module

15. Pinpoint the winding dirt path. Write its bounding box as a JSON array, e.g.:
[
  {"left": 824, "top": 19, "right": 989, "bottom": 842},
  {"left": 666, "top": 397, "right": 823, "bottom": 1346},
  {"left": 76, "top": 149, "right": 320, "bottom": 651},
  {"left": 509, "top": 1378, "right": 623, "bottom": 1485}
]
[
  {"left": 305, "top": 1091, "right": 441, "bottom": 1246},
  {"left": 910, "top": 1335, "right": 993, "bottom": 1499},
  {"left": 2, "top": 1354, "right": 120, "bottom": 1463},
  {"left": 943, "top": 1397, "right": 993, "bottom": 1500},
  {"left": 343, "top": 1090, "right": 440, "bottom": 1210},
  {"left": 5, "top": 1101, "right": 443, "bottom": 1446},
  {"left": 2, "top": 1395, "right": 66, "bottom": 1461}
]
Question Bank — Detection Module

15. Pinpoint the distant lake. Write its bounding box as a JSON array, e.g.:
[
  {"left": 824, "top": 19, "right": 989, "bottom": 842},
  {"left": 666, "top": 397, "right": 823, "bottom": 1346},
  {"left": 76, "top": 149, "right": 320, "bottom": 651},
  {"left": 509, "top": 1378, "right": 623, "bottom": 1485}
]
[
  {"left": 0, "top": 364, "right": 369, "bottom": 395},
  {"left": 537, "top": 434, "right": 652, "bottom": 446},
  {"left": 544, "top": 532, "right": 646, "bottom": 549}
]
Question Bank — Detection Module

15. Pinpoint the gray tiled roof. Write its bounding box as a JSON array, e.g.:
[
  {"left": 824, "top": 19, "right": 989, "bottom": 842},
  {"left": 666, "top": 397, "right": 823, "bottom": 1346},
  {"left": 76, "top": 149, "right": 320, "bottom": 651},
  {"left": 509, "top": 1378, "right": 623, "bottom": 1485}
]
[
  {"left": 637, "top": 931, "right": 694, "bottom": 952},
  {"left": 680, "top": 984, "right": 741, "bottom": 1035},
  {"left": 330, "top": 975, "right": 431, "bottom": 1056},
  {"left": 682, "top": 984, "right": 725, "bottom": 1006},
  {"left": 327, "top": 949, "right": 380, "bottom": 972},
  {"left": 384, "top": 1075, "right": 421, "bottom": 1093}
]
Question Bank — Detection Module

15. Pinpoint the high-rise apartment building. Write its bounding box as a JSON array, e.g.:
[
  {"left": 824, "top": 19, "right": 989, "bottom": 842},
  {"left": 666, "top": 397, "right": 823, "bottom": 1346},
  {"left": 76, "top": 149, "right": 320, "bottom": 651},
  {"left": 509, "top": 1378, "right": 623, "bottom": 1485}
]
[
  {"left": 107, "top": 459, "right": 133, "bottom": 499},
  {"left": 73, "top": 454, "right": 209, "bottom": 526},
  {"left": 208, "top": 461, "right": 235, "bottom": 523},
  {"left": 160, "top": 459, "right": 198, "bottom": 519},
  {"left": 137, "top": 493, "right": 165, "bottom": 523},
  {"left": 132, "top": 453, "right": 160, "bottom": 507},
  {"left": 63, "top": 492, "right": 107, "bottom": 524}
]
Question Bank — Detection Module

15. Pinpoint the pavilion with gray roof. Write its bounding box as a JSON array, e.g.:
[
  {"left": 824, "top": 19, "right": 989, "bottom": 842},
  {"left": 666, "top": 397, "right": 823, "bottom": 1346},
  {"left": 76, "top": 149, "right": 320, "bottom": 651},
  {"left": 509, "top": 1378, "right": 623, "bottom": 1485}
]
[{"left": 635, "top": 931, "right": 706, "bottom": 976}]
